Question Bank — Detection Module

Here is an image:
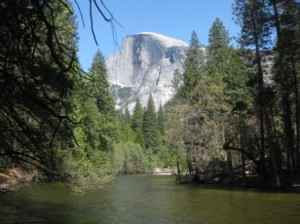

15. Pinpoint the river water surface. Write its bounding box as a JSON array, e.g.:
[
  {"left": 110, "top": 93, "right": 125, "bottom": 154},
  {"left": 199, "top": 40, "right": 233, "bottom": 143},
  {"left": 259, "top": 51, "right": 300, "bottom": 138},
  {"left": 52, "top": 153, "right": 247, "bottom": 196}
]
[{"left": 1, "top": 175, "right": 300, "bottom": 223}]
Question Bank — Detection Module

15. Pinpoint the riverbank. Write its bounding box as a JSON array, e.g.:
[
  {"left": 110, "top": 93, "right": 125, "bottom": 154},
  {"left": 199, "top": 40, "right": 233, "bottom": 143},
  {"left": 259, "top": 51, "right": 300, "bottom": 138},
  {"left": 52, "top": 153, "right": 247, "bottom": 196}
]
[
  {"left": 175, "top": 172, "right": 300, "bottom": 193},
  {"left": 2, "top": 166, "right": 300, "bottom": 194},
  {"left": 0, "top": 168, "right": 39, "bottom": 193},
  {"left": 153, "top": 167, "right": 175, "bottom": 176}
]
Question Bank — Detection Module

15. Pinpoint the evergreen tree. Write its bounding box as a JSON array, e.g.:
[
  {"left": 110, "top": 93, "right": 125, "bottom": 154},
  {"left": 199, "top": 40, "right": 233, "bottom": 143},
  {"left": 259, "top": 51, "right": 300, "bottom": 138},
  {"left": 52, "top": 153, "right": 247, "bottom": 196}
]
[
  {"left": 131, "top": 98, "right": 145, "bottom": 148},
  {"left": 88, "top": 49, "right": 117, "bottom": 149},
  {"left": 89, "top": 50, "right": 115, "bottom": 114},
  {"left": 268, "top": 0, "right": 300, "bottom": 177},
  {"left": 71, "top": 49, "right": 118, "bottom": 183},
  {"left": 143, "top": 94, "right": 161, "bottom": 153},
  {"left": 117, "top": 108, "right": 135, "bottom": 143},
  {"left": 207, "top": 18, "right": 233, "bottom": 178},
  {"left": 208, "top": 18, "right": 252, "bottom": 118},
  {"left": 233, "top": 0, "right": 272, "bottom": 176},
  {"left": 0, "top": 0, "right": 80, "bottom": 176},
  {"left": 208, "top": 17, "right": 230, "bottom": 66},
  {"left": 172, "top": 68, "right": 183, "bottom": 92},
  {"left": 124, "top": 107, "right": 131, "bottom": 125},
  {"left": 132, "top": 99, "right": 144, "bottom": 132},
  {"left": 181, "top": 31, "right": 206, "bottom": 99},
  {"left": 157, "top": 104, "right": 165, "bottom": 135}
]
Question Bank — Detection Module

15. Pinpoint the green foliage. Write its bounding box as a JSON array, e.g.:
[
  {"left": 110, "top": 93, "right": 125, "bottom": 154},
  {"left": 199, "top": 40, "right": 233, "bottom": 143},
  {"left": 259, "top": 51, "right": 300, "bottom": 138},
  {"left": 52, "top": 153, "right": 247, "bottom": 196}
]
[
  {"left": 117, "top": 110, "right": 135, "bottom": 142},
  {"left": 143, "top": 94, "right": 161, "bottom": 153},
  {"left": 112, "top": 142, "right": 149, "bottom": 174},
  {"left": 59, "top": 49, "right": 118, "bottom": 185},
  {"left": 233, "top": 0, "right": 272, "bottom": 49},
  {"left": 208, "top": 17, "right": 230, "bottom": 64},
  {"left": 0, "top": 0, "right": 81, "bottom": 176},
  {"left": 172, "top": 68, "right": 183, "bottom": 92},
  {"left": 89, "top": 50, "right": 115, "bottom": 114},
  {"left": 164, "top": 105, "right": 188, "bottom": 174},
  {"left": 132, "top": 99, "right": 144, "bottom": 131},
  {"left": 181, "top": 31, "right": 206, "bottom": 99},
  {"left": 157, "top": 104, "right": 165, "bottom": 135},
  {"left": 164, "top": 20, "right": 253, "bottom": 181},
  {"left": 131, "top": 98, "right": 145, "bottom": 147},
  {"left": 3, "top": 0, "right": 299, "bottom": 189}
]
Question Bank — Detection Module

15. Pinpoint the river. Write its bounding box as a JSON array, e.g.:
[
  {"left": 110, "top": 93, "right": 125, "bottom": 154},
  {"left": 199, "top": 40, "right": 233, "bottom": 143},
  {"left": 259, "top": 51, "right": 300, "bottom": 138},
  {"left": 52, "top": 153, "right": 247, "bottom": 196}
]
[{"left": 0, "top": 175, "right": 300, "bottom": 223}]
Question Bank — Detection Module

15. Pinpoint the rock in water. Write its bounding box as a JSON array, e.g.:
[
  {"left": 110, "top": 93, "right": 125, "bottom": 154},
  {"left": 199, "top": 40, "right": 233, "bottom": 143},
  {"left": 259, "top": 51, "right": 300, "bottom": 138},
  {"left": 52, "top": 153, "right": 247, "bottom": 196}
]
[{"left": 107, "top": 32, "right": 188, "bottom": 112}]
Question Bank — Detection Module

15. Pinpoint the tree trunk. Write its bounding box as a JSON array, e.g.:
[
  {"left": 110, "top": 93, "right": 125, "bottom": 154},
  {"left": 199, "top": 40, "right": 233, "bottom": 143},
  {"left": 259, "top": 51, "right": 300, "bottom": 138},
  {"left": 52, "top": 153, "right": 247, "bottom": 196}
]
[
  {"left": 254, "top": 41, "right": 266, "bottom": 177},
  {"left": 239, "top": 115, "right": 246, "bottom": 186},
  {"left": 250, "top": 9, "right": 266, "bottom": 177},
  {"left": 265, "top": 108, "right": 281, "bottom": 188},
  {"left": 292, "top": 56, "right": 300, "bottom": 174},
  {"left": 223, "top": 116, "right": 233, "bottom": 180},
  {"left": 272, "top": 0, "right": 294, "bottom": 181},
  {"left": 176, "top": 150, "right": 182, "bottom": 179}
]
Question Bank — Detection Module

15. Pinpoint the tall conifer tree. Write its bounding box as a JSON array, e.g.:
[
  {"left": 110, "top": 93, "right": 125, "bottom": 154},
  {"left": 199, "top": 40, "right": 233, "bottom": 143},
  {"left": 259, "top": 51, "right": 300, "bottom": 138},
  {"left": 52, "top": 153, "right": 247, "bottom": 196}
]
[
  {"left": 234, "top": 0, "right": 272, "bottom": 176},
  {"left": 143, "top": 94, "right": 161, "bottom": 153},
  {"left": 132, "top": 98, "right": 145, "bottom": 148},
  {"left": 182, "top": 31, "right": 205, "bottom": 99},
  {"left": 157, "top": 104, "right": 165, "bottom": 135}
]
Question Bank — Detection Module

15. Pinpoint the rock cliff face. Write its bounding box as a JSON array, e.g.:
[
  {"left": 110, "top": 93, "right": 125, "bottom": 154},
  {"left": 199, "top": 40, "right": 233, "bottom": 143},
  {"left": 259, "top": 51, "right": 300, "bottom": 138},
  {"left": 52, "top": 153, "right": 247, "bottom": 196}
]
[{"left": 106, "top": 32, "right": 188, "bottom": 112}]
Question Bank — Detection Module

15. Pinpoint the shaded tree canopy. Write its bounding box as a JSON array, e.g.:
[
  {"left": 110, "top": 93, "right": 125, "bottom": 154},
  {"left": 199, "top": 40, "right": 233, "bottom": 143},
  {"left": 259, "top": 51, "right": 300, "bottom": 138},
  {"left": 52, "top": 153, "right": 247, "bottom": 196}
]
[{"left": 0, "top": 0, "right": 116, "bottom": 177}]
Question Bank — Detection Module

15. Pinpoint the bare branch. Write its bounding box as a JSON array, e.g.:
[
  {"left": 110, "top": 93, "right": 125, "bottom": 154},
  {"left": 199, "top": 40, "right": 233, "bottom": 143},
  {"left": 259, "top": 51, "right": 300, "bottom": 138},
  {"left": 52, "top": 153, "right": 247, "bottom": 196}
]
[
  {"left": 89, "top": 0, "right": 98, "bottom": 46},
  {"left": 74, "top": 0, "right": 85, "bottom": 28}
]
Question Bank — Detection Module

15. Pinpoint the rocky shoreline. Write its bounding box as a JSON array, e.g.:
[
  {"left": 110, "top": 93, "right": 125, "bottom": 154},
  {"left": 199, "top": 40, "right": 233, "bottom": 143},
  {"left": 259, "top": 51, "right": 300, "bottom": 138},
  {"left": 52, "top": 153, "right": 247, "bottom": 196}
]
[{"left": 153, "top": 167, "right": 175, "bottom": 175}]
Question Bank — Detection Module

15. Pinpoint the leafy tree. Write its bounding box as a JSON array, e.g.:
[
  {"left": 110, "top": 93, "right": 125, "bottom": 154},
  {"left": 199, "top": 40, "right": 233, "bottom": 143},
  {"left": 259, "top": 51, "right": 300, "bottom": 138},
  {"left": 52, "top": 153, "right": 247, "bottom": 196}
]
[
  {"left": 113, "top": 142, "right": 148, "bottom": 174},
  {"left": 164, "top": 105, "right": 187, "bottom": 178}
]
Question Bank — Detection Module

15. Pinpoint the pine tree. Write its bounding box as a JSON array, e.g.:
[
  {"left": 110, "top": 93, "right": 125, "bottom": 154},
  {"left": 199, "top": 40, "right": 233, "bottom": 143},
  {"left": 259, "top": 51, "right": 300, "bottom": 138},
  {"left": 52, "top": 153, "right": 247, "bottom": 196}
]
[
  {"left": 132, "top": 98, "right": 145, "bottom": 148},
  {"left": 181, "top": 31, "right": 206, "bottom": 99},
  {"left": 117, "top": 107, "right": 135, "bottom": 143},
  {"left": 143, "top": 94, "right": 161, "bottom": 153},
  {"left": 208, "top": 17, "right": 230, "bottom": 67},
  {"left": 157, "top": 104, "right": 165, "bottom": 135},
  {"left": 132, "top": 99, "right": 144, "bottom": 132},
  {"left": 233, "top": 0, "right": 272, "bottom": 176},
  {"left": 208, "top": 18, "right": 251, "bottom": 116},
  {"left": 89, "top": 50, "right": 115, "bottom": 114},
  {"left": 207, "top": 18, "right": 233, "bottom": 178},
  {"left": 172, "top": 69, "right": 183, "bottom": 93},
  {"left": 0, "top": 0, "right": 81, "bottom": 176},
  {"left": 81, "top": 49, "right": 117, "bottom": 171},
  {"left": 124, "top": 107, "right": 131, "bottom": 125}
]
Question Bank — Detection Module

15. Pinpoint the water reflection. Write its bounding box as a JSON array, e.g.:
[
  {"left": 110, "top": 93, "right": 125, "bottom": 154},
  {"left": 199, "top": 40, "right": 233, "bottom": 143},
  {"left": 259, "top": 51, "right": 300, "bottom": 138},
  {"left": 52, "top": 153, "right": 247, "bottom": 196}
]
[{"left": 1, "top": 175, "right": 300, "bottom": 223}]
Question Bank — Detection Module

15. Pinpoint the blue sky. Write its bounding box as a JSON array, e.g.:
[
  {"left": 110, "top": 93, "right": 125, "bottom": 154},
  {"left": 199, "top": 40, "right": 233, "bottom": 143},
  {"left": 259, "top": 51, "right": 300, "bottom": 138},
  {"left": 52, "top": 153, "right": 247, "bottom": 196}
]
[{"left": 72, "top": 0, "right": 239, "bottom": 71}]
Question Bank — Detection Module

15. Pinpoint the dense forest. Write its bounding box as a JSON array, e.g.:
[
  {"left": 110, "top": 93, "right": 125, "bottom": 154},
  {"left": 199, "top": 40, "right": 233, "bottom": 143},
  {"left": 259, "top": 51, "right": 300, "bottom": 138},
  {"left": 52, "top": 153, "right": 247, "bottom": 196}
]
[{"left": 1, "top": 0, "right": 300, "bottom": 190}]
